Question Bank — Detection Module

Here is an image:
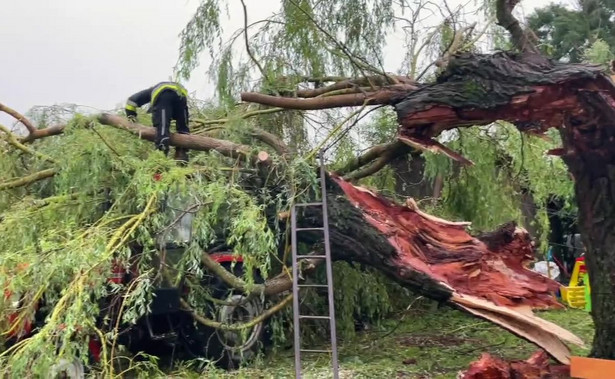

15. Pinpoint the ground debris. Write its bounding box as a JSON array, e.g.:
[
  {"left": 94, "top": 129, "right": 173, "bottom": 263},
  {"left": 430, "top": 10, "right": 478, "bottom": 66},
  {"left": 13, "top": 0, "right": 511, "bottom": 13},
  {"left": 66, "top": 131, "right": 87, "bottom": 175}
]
[{"left": 460, "top": 350, "right": 570, "bottom": 379}]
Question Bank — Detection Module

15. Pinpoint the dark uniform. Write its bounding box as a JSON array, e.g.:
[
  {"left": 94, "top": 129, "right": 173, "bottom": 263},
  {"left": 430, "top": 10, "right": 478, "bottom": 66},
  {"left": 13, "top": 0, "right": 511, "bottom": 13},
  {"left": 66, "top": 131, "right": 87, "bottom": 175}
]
[{"left": 125, "top": 82, "right": 190, "bottom": 159}]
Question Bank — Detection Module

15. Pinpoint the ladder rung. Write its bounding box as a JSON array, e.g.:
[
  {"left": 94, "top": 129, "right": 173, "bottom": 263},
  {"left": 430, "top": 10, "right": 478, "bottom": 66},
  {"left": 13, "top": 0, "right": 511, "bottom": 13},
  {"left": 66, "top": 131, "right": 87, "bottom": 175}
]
[
  {"left": 295, "top": 202, "right": 323, "bottom": 207},
  {"left": 298, "top": 284, "right": 328, "bottom": 288},
  {"left": 296, "top": 255, "right": 327, "bottom": 259},
  {"left": 300, "top": 349, "right": 332, "bottom": 353},
  {"left": 296, "top": 227, "right": 324, "bottom": 231},
  {"left": 299, "top": 315, "right": 331, "bottom": 320}
]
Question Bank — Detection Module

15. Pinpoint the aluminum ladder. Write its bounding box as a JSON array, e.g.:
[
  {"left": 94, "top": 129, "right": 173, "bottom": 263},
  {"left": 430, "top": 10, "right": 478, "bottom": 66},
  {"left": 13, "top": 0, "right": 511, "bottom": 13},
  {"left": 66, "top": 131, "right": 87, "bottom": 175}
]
[{"left": 290, "top": 152, "right": 339, "bottom": 379}]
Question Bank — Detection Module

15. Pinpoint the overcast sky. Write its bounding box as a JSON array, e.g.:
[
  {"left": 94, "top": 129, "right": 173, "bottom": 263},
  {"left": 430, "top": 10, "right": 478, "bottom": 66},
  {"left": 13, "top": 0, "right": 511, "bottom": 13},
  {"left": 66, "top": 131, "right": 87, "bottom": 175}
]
[{"left": 0, "top": 0, "right": 565, "bottom": 129}]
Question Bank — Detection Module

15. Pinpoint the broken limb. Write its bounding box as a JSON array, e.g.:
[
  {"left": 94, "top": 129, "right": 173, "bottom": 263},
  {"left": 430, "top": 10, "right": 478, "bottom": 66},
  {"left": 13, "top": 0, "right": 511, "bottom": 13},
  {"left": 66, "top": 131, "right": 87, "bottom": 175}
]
[{"left": 298, "top": 175, "right": 584, "bottom": 363}]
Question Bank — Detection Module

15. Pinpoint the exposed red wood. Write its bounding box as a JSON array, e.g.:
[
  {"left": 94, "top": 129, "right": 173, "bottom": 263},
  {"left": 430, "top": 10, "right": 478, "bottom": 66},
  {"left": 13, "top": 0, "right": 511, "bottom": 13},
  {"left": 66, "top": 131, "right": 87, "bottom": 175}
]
[
  {"left": 331, "top": 176, "right": 584, "bottom": 363},
  {"left": 463, "top": 351, "right": 570, "bottom": 379},
  {"left": 333, "top": 176, "right": 560, "bottom": 308}
]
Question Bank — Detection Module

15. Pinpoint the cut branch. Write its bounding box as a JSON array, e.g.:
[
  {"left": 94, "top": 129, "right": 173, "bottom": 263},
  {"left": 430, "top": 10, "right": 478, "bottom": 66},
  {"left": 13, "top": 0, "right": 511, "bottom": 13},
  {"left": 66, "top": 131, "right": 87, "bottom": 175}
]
[
  {"left": 250, "top": 126, "right": 291, "bottom": 156},
  {"left": 98, "top": 113, "right": 271, "bottom": 165}
]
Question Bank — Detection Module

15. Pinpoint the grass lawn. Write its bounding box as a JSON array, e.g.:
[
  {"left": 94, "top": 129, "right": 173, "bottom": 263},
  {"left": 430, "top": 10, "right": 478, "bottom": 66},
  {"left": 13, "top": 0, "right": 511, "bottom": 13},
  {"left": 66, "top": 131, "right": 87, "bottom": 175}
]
[{"left": 168, "top": 300, "right": 593, "bottom": 378}]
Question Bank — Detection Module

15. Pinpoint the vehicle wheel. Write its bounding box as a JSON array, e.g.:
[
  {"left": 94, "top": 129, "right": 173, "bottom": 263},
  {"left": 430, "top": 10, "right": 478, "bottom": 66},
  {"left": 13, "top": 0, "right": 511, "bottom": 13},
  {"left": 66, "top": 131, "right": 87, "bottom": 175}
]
[
  {"left": 213, "top": 262, "right": 265, "bottom": 365},
  {"left": 48, "top": 359, "right": 84, "bottom": 379},
  {"left": 178, "top": 261, "right": 266, "bottom": 367},
  {"left": 215, "top": 292, "right": 265, "bottom": 364}
]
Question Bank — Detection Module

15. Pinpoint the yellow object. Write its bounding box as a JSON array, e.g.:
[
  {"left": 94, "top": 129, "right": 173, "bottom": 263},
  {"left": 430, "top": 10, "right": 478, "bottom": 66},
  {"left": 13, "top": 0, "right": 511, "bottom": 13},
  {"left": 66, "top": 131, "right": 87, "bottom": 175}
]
[{"left": 560, "top": 259, "right": 590, "bottom": 309}]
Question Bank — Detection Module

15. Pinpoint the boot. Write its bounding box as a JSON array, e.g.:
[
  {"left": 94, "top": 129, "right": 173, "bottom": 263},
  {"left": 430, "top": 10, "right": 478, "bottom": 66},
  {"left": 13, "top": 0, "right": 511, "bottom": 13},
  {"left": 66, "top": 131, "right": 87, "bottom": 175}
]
[{"left": 174, "top": 147, "right": 189, "bottom": 165}]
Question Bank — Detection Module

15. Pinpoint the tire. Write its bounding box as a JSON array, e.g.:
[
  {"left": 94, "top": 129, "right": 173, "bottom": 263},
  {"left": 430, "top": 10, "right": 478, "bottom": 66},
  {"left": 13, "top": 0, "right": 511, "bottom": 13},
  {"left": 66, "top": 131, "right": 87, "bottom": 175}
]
[
  {"left": 213, "top": 262, "right": 265, "bottom": 365},
  {"left": 179, "top": 261, "right": 266, "bottom": 367},
  {"left": 215, "top": 292, "right": 265, "bottom": 364},
  {"left": 48, "top": 359, "right": 84, "bottom": 379}
]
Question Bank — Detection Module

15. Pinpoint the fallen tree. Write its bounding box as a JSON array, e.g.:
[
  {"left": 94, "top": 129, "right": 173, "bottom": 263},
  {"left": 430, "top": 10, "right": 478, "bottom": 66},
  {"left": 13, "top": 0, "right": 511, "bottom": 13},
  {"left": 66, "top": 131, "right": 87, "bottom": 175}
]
[{"left": 2, "top": 0, "right": 613, "bottom": 376}]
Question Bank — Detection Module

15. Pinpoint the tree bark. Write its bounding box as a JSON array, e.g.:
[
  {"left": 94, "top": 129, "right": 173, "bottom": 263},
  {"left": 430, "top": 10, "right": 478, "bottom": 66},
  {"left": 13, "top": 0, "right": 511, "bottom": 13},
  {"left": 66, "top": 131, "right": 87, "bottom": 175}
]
[{"left": 559, "top": 97, "right": 615, "bottom": 358}]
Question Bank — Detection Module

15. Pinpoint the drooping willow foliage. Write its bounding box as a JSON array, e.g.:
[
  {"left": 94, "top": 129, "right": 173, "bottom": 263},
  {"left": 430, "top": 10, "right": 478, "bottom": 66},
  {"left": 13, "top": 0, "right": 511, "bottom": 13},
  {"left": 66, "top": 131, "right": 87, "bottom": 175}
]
[
  {"left": 0, "top": 115, "right": 280, "bottom": 374},
  {"left": 0, "top": 104, "right": 402, "bottom": 375}
]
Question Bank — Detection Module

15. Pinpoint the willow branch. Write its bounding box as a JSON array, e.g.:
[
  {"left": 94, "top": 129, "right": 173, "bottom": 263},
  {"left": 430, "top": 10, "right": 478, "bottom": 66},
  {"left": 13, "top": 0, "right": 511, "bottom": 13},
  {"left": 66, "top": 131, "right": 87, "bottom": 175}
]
[
  {"left": 192, "top": 107, "right": 285, "bottom": 126},
  {"left": 435, "top": 23, "right": 477, "bottom": 68},
  {"left": 295, "top": 75, "right": 413, "bottom": 98},
  {"left": 336, "top": 141, "right": 401, "bottom": 175},
  {"left": 180, "top": 294, "right": 293, "bottom": 331},
  {"left": 201, "top": 252, "right": 322, "bottom": 296},
  {"left": 0, "top": 123, "right": 56, "bottom": 163},
  {"left": 20, "top": 125, "right": 66, "bottom": 143},
  {"left": 241, "top": 84, "right": 416, "bottom": 110},
  {"left": 342, "top": 141, "right": 413, "bottom": 181},
  {"left": 250, "top": 126, "right": 291, "bottom": 156},
  {"left": 98, "top": 113, "right": 271, "bottom": 165},
  {"left": 0, "top": 102, "right": 36, "bottom": 134},
  {"left": 240, "top": 0, "right": 269, "bottom": 83},
  {"left": 0, "top": 168, "right": 57, "bottom": 190}
]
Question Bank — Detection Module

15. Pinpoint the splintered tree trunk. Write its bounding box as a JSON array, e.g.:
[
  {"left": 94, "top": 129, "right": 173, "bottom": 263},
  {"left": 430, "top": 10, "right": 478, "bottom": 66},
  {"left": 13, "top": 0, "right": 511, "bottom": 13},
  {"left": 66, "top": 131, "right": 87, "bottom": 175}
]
[{"left": 293, "top": 174, "right": 583, "bottom": 363}]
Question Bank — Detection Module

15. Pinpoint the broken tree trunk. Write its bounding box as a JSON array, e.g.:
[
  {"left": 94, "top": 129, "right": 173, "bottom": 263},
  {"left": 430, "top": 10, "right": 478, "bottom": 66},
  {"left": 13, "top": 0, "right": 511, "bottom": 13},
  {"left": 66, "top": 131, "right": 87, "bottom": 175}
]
[
  {"left": 290, "top": 175, "right": 583, "bottom": 364},
  {"left": 242, "top": 51, "right": 614, "bottom": 359},
  {"left": 393, "top": 52, "right": 615, "bottom": 360}
]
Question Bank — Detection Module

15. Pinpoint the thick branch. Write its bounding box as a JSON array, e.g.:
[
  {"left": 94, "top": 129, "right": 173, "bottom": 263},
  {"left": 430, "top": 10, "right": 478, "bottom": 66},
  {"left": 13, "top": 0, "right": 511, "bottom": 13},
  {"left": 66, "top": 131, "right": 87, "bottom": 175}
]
[
  {"left": 201, "top": 252, "right": 322, "bottom": 296},
  {"left": 250, "top": 126, "right": 290, "bottom": 156},
  {"left": 241, "top": 84, "right": 416, "bottom": 110},
  {"left": 98, "top": 113, "right": 271, "bottom": 165},
  {"left": 0, "top": 169, "right": 57, "bottom": 190},
  {"left": 295, "top": 76, "right": 414, "bottom": 98},
  {"left": 342, "top": 140, "right": 413, "bottom": 181},
  {"left": 20, "top": 125, "right": 66, "bottom": 143}
]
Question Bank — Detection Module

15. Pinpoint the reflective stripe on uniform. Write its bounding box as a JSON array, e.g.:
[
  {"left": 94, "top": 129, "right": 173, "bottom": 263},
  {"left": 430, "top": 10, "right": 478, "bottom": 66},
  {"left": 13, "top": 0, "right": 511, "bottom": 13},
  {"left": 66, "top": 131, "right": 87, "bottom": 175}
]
[
  {"left": 151, "top": 82, "right": 188, "bottom": 105},
  {"left": 125, "top": 104, "right": 137, "bottom": 112},
  {"left": 161, "top": 109, "right": 167, "bottom": 137}
]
